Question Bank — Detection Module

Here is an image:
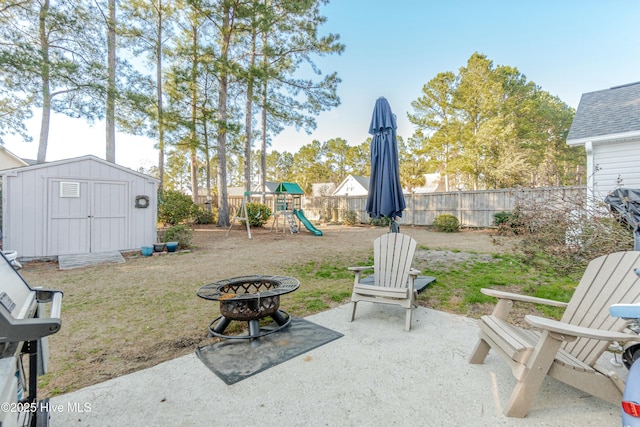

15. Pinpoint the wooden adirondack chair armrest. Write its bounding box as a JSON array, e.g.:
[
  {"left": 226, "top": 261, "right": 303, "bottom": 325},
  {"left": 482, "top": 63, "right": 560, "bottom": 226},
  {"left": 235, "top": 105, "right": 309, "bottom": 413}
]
[
  {"left": 407, "top": 269, "right": 421, "bottom": 293},
  {"left": 348, "top": 266, "right": 374, "bottom": 282},
  {"left": 525, "top": 315, "right": 640, "bottom": 342},
  {"left": 481, "top": 288, "right": 568, "bottom": 308},
  {"left": 348, "top": 266, "right": 374, "bottom": 272}
]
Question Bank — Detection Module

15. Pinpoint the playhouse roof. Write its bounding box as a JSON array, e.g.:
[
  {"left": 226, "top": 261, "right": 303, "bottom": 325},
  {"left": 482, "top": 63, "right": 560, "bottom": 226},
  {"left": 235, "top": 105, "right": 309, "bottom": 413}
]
[{"left": 275, "top": 182, "right": 305, "bottom": 194}]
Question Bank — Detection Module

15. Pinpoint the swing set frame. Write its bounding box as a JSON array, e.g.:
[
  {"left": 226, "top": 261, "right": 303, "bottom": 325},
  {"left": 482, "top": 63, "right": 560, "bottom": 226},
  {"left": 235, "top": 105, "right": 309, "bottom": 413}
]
[{"left": 226, "top": 191, "right": 266, "bottom": 239}]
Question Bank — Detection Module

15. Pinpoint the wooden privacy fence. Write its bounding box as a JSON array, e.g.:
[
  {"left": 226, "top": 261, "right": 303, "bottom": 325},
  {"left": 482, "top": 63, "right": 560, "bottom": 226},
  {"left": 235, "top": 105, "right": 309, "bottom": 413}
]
[{"left": 227, "top": 186, "right": 587, "bottom": 228}]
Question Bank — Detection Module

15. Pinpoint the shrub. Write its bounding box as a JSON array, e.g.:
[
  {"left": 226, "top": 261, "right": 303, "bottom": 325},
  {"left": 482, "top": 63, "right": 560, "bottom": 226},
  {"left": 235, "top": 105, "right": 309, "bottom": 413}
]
[
  {"left": 433, "top": 214, "right": 460, "bottom": 232},
  {"left": 194, "top": 207, "right": 216, "bottom": 224},
  {"left": 343, "top": 211, "right": 358, "bottom": 225},
  {"left": 369, "top": 216, "right": 391, "bottom": 227},
  {"left": 161, "top": 224, "right": 193, "bottom": 248},
  {"left": 493, "top": 211, "right": 512, "bottom": 226},
  {"left": 513, "top": 192, "right": 633, "bottom": 274},
  {"left": 493, "top": 210, "right": 524, "bottom": 234},
  {"left": 242, "top": 203, "right": 272, "bottom": 227},
  {"left": 158, "top": 190, "right": 198, "bottom": 225}
]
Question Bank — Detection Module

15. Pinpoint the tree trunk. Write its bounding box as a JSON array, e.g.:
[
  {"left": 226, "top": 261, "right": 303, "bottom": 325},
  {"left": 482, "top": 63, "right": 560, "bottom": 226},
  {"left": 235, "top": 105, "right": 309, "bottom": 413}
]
[
  {"left": 36, "top": 0, "right": 51, "bottom": 164},
  {"left": 156, "top": 1, "right": 165, "bottom": 190},
  {"left": 244, "top": 32, "right": 256, "bottom": 194},
  {"left": 217, "top": 73, "right": 229, "bottom": 226},
  {"left": 260, "top": 26, "right": 268, "bottom": 204},
  {"left": 105, "top": 0, "right": 116, "bottom": 163},
  {"left": 244, "top": 57, "right": 255, "bottom": 191},
  {"left": 190, "top": 24, "right": 198, "bottom": 203},
  {"left": 260, "top": 78, "right": 267, "bottom": 204},
  {"left": 203, "top": 119, "right": 212, "bottom": 212},
  {"left": 216, "top": 4, "right": 232, "bottom": 227}
]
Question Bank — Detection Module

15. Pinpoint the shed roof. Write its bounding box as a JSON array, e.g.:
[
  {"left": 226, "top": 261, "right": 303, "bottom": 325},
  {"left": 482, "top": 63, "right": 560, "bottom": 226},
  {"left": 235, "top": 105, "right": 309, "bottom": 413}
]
[
  {"left": 275, "top": 182, "right": 305, "bottom": 194},
  {"left": 567, "top": 81, "right": 640, "bottom": 145},
  {"left": 0, "top": 155, "right": 160, "bottom": 182}
]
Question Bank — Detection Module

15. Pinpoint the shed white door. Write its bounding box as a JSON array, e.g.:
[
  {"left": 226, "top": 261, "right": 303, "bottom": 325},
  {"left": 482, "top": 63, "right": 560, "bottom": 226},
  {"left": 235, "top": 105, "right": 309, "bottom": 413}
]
[{"left": 48, "top": 179, "right": 128, "bottom": 255}]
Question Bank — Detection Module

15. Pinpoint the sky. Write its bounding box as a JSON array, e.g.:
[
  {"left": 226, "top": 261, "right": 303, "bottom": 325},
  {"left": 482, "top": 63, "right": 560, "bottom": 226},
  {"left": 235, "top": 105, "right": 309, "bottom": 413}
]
[{"left": 4, "top": 0, "right": 640, "bottom": 170}]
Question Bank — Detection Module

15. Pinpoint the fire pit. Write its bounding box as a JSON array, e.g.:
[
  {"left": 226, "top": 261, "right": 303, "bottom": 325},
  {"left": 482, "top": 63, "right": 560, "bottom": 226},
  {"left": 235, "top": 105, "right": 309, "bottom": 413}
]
[{"left": 197, "top": 275, "right": 300, "bottom": 341}]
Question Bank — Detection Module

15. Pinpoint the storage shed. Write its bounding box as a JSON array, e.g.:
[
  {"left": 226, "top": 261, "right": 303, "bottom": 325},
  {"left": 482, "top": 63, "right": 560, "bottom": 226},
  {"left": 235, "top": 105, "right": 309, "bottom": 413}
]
[
  {"left": 1, "top": 155, "right": 159, "bottom": 258},
  {"left": 566, "top": 82, "right": 640, "bottom": 198}
]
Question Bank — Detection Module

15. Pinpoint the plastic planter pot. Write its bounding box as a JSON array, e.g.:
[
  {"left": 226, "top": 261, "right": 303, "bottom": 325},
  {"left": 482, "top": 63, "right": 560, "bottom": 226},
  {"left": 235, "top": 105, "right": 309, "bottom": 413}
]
[
  {"left": 166, "top": 242, "right": 178, "bottom": 253},
  {"left": 141, "top": 246, "right": 154, "bottom": 256}
]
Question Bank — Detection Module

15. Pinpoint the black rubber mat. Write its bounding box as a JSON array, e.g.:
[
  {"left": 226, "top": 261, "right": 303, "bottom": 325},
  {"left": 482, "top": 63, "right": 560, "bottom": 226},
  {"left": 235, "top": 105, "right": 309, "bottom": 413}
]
[
  {"left": 196, "top": 317, "right": 343, "bottom": 385},
  {"left": 359, "top": 275, "right": 436, "bottom": 293}
]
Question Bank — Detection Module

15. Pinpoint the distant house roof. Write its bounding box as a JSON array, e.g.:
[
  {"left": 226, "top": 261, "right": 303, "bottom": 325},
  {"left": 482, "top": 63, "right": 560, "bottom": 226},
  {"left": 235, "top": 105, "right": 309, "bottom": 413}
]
[
  {"left": 275, "top": 182, "right": 305, "bottom": 195},
  {"left": 412, "top": 173, "right": 444, "bottom": 193},
  {"left": 254, "top": 181, "right": 279, "bottom": 194},
  {"left": 351, "top": 175, "right": 369, "bottom": 190},
  {"left": 228, "top": 181, "right": 279, "bottom": 197},
  {"left": 567, "top": 81, "right": 640, "bottom": 145},
  {"left": 185, "top": 186, "right": 211, "bottom": 196},
  {"left": 227, "top": 186, "right": 245, "bottom": 197},
  {"left": 0, "top": 146, "right": 29, "bottom": 171}
]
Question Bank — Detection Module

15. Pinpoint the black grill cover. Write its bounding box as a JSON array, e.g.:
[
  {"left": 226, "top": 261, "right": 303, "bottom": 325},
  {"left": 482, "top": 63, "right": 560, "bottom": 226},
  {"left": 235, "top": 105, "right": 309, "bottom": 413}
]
[{"left": 604, "top": 188, "right": 640, "bottom": 250}]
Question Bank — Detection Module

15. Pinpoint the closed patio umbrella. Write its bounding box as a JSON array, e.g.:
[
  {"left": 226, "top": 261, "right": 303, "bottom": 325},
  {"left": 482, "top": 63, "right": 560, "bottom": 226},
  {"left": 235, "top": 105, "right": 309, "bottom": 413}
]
[{"left": 365, "top": 97, "right": 406, "bottom": 232}]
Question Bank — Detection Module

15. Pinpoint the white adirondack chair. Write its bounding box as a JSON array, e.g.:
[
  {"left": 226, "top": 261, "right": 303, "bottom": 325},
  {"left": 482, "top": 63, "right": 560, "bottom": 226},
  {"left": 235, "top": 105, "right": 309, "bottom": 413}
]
[
  {"left": 469, "top": 251, "right": 640, "bottom": 417},
  {"left": 348, "top": 233, "right": 420, "bottom": 331}
]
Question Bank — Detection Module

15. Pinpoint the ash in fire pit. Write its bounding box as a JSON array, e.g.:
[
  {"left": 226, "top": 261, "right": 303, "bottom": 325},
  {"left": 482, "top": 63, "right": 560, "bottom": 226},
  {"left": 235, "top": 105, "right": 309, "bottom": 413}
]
[{"left": 197, "top": 275, "right": 300, "bottom": 343}]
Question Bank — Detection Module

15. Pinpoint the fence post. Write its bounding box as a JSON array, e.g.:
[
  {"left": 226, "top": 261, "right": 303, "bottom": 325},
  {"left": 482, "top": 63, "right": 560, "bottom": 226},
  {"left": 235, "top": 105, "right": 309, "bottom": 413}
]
[
  {"left": 457, "top": 189, "right": 462, "bottom": 226},
  {"left": 411, "top": 192, "right": 415, "bottom": 226}
]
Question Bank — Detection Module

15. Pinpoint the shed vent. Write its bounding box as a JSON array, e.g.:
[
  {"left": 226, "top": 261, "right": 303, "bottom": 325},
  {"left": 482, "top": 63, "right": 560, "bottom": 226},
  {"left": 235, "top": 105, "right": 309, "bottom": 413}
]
[{"left": 60, "top": 182, "right": 80, "bottom": 198}]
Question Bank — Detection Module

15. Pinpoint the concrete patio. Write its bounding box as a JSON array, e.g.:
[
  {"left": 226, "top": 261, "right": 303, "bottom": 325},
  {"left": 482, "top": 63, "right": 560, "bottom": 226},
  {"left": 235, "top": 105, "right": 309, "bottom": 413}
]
[{"left": 50, "top": 304, "right": 624, "bottom": 426}]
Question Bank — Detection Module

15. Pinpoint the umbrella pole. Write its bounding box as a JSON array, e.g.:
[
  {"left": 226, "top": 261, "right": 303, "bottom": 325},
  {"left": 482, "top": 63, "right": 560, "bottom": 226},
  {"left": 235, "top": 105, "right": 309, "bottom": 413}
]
[{"left": 390, "top": 218, "right": 400, "bottom": 233}]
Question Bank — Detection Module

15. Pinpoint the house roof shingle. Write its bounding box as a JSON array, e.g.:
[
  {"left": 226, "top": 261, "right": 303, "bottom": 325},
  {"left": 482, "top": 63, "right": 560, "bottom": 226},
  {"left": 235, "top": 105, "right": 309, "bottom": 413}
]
[{"left": 567, "top": 81, "right": 640, "bottom": 143}]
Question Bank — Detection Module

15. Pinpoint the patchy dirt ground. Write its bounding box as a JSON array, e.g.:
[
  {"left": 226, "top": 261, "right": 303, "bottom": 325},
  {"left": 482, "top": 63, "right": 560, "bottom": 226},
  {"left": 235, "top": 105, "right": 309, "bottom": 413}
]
[
  {"left": 413, "top": 249, "right": 499, "bottom": 270},
  {"left": 18, "top": 224, "right": 516, "bottom": 396}
]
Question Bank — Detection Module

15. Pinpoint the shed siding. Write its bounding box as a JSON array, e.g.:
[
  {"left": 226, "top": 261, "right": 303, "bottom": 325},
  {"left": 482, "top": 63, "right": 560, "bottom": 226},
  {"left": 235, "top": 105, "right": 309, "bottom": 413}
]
[
  {"left": 1, "top": 156, "right": 158, "bottom": 258},
  {"left": 592, "top": 139, "right": 640, "bottom": 197},
  {"left": 48, "top": 180, "right": 91, "bottom": 255}
]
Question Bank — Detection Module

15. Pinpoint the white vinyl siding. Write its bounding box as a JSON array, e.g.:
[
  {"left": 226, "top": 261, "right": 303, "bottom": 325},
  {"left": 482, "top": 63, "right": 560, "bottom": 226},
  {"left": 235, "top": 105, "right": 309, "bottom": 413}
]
[{"left": 592, "top": 139, "right": 640, "bottom": 198}]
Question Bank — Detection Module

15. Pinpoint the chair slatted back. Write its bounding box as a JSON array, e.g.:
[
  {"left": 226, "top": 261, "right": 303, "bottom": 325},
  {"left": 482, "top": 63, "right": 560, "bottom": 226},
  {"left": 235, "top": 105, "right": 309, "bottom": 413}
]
[
  {"left": 561, "top": 251, "right": 640, "bottom": 365},
  {"left": 372, "top": 233, "right": 417, "bottom": 288}
]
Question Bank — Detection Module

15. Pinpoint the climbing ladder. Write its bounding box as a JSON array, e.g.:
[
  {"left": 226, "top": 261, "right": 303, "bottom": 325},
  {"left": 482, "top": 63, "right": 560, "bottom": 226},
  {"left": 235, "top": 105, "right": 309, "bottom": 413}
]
[{"left": 284, "top": 211, "right": 299, "bottom": 234}]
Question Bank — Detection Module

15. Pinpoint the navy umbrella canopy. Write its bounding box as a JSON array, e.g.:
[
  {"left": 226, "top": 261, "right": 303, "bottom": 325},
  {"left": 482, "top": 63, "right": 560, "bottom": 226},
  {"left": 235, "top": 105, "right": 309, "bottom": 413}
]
[{"left": 366, "top": 97, "right": 406, "bottom": 231}]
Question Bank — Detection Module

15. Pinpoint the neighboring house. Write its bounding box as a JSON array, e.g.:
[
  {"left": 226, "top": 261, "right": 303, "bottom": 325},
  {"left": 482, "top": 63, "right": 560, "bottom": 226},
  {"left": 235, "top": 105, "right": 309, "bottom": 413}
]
[
  {"left": 228, "top": 181, "right": 278, "bottom": 197},
  {"left": 566, "top": 81, "right": 640, "bottom": 199},
  {"left": 312, "top": 182, "right": 336, "bottom": 197},
  {"left": 1, "top": 155, "right": 159, "bottom": 258},
  {"left": 184, "top": 186, "right": 212, "bottom": 205},
  {"left": 332, "top": 175, "right": 369, "bottom": 196},
  {"left": 412, "top": 173, "right": 445, "bottom": 193},
  {"left": 0, "top": 146, "right": 28, "bottom": 171},
  {"left": 253, "top": 181, "right": 279, "bottom": 195}
]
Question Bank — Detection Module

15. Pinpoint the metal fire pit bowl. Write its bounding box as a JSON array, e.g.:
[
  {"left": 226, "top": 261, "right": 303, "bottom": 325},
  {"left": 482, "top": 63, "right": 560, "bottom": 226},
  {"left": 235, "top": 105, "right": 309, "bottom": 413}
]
[{"left": 197, "top": 275, "right": 300, "bottom": 341}]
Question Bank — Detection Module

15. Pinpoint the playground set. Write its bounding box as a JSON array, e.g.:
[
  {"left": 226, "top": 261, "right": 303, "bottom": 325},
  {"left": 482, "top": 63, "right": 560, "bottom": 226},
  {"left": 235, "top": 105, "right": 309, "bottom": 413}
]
[{"left": 227, "top": 182, "right": 322, "bottom": 239}]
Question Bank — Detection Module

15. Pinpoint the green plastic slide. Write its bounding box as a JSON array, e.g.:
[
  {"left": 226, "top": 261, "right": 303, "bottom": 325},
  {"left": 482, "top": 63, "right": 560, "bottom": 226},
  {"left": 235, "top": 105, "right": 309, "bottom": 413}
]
[{"left": 293, "top": 209, "right": 323, "bottom": 236}]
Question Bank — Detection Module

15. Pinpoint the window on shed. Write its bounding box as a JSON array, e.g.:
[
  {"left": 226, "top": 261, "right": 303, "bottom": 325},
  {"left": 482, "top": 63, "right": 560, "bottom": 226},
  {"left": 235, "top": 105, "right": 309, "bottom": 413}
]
[{"left": 60, "top": 182, "right": 80, "bottom": 198}]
